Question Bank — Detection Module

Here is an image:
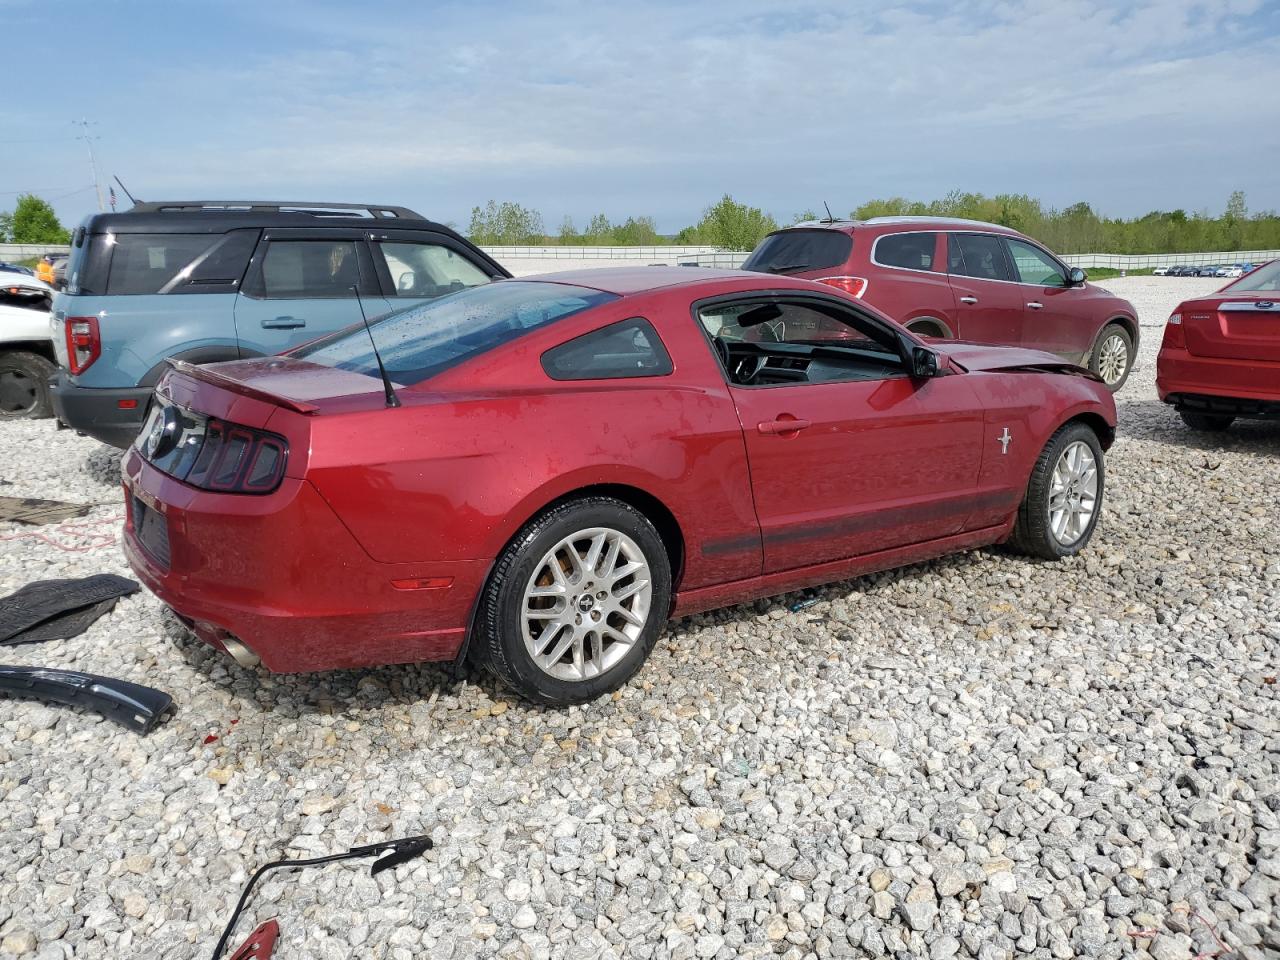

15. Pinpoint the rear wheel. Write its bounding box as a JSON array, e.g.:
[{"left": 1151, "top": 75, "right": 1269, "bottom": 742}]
[
  {"left": 1178, "top": 410, "right": 1234, "bottom": 432},
  {"left": 0, "top": 351, "right": 55, "bottom": 420},
  {"left": 906, "top": 318, "right": 950, "bottom": 339},
  {"left": 1010, "top": 422, "right": 1105, "bottom": 560},
  {"left": 1090, "top": 324, "right": 1133, "bottom": 391},
  {"left": 474, "top": 497, "right": 672, "bottom": 706}
]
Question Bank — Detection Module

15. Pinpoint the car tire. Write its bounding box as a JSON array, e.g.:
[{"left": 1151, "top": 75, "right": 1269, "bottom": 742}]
[
  {"left": 1089, "top": 323, "right": 1133, "bottom": 391},
  {"left": 1010, "top": 421, "right": 1105, "bottom": 561},
  {"left": 0, "top": 351, "right": 56, "bottom": 420},
  {"left": 474, "top": 496, "right": 672, "bottom": 706},
  {"left": 1178, "top": 410, "right": 1234, "bottom": 432}
]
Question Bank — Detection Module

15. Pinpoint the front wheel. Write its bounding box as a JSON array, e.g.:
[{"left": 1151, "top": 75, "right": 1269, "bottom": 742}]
[
  {"left": 1010, "top": 422, "right": 1105, "bottom": 560},
  {"left": 1090, "top": 324, "right": 1133, "bottom": 391},
  {"left": 474, "top": 497, "right": 672, "bottom": 706},
  {"left": 0, "top": 351, "right": 55, "bottom": 419},
  {"left": 1178, "top": 410, "right": 1234, "bottom": 432}
]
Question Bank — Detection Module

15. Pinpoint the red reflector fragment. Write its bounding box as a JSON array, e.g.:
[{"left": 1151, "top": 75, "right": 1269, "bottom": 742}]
[
  {"left": 118, "top": 399, "right": 138, "bottom": 410},
  {"left": 391, "top": 577, "right": 454, "bottom": 591}
]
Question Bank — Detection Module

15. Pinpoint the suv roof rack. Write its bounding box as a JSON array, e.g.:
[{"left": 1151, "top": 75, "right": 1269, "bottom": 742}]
[{"left": 126, "top": 201, "right": 424, "bottom": 220}]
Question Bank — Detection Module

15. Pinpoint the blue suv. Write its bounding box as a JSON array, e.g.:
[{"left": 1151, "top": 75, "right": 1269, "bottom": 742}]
[{"left": 51, "top": 200, "right": 510, "bottom": 447}]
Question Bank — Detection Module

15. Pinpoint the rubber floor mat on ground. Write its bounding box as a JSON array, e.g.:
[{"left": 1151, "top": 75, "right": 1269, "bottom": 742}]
[
  {"left": 0, "top": 574, "right": 140, "bottom": 646},
  {"left": 0, "top": 495, "right": 93, "bottom": 525}
]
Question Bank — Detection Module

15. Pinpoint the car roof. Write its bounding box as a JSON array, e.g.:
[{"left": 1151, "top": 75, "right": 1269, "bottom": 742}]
[
  {"left": 76, "top": 200, "right": 455, "bottom": 236},
  {"left": 510, "top": 265, "right": 815, "bottom": 296},
  {"left": 781, "top": 216, "right": 1022, "bottom": 237}
]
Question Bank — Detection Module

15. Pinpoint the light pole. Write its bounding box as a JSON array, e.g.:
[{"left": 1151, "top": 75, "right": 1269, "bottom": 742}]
[{"left": 72, "top": 118, "right": 104, "bottom": 212}]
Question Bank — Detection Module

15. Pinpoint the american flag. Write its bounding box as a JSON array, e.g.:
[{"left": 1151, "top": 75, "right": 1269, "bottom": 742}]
[{"left": 109, "top": 185, "right": 117, "bottom": 210}]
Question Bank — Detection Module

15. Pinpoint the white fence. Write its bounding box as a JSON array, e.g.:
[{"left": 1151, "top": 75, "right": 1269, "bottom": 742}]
[
  {"left": 0, "top": 243, "right": 70, "bottom": 260},
  {"left": 481, "top": 245, "right": 722, "bottom": 260},
  {"left": 1060, "top": 249, "right": 1280, "bottom": 270}
]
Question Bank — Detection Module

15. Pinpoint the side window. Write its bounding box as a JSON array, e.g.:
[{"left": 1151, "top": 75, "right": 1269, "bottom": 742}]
[
  {"left": 874, "top": 231, "right": 937, "bottom": 271},
  {"left": 1006, "top": 239, "right": 1067, "bottom": 287},
  {"left": 105, "top": 233, "right": 224, "bottom": 295},
  {"left": 541, "top": 318, "right": 673, "bottom": 381},
  {"left": 948, "top": 234, "right": 1013, "bottom": 282},
  {"left": 162, "top": 229, "right": 258, "bottom": 294},
  {"left": 698, "top": 299, "right": 906, "bottom": 387},
  {"left": 260, "top": 241, "right": 361, "bottom": 299},
  {"left": 378, "top": 241, "right": 491, "bottom": 298}
]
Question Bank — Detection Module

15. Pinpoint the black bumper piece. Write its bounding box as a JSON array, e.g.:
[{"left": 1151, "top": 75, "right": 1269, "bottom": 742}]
[
  {"left": 0, "top": 665, "right": 173, "bottom": 733},
  {"left": 1166, "top": 392, "right": 1280, "bottom": 420},
  {"left": 50, "top": 372, "right": 152, "bottom": 448}
]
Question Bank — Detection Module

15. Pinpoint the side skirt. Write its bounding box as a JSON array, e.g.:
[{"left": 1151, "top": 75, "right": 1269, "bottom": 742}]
[{"left": 670, "top": 523, "right": 1013, "bottom": 618}]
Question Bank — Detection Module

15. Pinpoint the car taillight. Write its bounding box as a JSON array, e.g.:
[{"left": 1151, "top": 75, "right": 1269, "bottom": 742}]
[
  {"left": 65, "top": 316, "right": 101, "bottom": 374},
  {"left": 185, "top": 418, "right": 288, "bottom": 494},
  {"left": 817, "top": 276, "right": 868, "bottom": 298},
  {"left": 1161, "top": 312, "right": 1186, "bottom": 350}
]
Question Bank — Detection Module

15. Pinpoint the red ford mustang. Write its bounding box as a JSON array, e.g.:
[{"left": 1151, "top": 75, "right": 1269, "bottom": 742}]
[
  {"left": 122, "top": 268, "right": 1116, "bottom": 705},
  {"left": 1157, "top": 259, "right": 1280, "bottom": 431}
]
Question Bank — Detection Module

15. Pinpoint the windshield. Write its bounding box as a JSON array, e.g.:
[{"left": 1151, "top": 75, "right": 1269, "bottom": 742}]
[
  {"left": 292, "top": 281, "right": 616, "bottom": 385},
  {"left": 1230, "top": 260, "right": 1280, "bottom": 292},
  {"left": 741, "top": 229, "right": 852, "bottom": 274}
]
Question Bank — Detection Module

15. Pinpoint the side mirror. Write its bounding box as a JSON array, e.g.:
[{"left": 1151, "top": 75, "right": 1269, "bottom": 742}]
[
  {"left": 911, "top": 346, "right": 939, "bottom": 379},
  {"left": 1068, "top": 267, "right": 1086, "bottom": 286}
]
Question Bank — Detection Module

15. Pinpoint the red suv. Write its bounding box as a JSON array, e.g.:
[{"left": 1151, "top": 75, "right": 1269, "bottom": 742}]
[{"left": 742, "top": 217, "right": 1139, "bottom": 390}]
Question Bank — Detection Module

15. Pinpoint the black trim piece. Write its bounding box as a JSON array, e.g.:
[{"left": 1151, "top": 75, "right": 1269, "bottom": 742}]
[
  {"left": 763, "top": 490, "right": 1017, "bottom": 549},
  {"left": 541, "top": 317, "right": 674, "bottom": 381},
  {"left": 0, "top": 666, "right": 172, "bottom": 734},
  {"left": 1167, "top": 392, "right": 1280, "bottom": 420}
]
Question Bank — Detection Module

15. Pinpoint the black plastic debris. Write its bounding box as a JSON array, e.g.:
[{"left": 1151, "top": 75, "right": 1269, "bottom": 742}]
[
  {"left": 0, "top": 494, "right": 93, "bottom": 525},
  {"left": 211, "top": 835, "right": 434, "bottom": 959},
  {"left": 0, "top": 574, "right": 140, "bottom": 646},
  {"left": 0, "top": 665, "right": 173, "bottom": 733}
]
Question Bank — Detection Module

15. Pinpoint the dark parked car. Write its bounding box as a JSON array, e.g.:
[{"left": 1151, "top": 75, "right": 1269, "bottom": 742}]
[
  {"left": 51, "top": 200, "right": 510, "bottom": 447},
  {"left": 741, "top": 217, "right": 1139, "bottom": 390},
  {"left": 124, "top": 266, "right": 1116, "bottom": 704}
]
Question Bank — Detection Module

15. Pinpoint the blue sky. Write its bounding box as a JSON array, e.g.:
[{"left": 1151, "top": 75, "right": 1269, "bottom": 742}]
[{"left": 3, "top": 0, "right": 1279, "bottom": 234}]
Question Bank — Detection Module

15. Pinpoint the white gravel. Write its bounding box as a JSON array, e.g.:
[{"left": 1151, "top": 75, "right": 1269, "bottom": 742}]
[{"left": 1, "top": 275, "right": 1277, "bottom": 960}]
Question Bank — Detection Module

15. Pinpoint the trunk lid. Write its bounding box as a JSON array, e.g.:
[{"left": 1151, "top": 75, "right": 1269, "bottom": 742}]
[{"left": 1181, "top": 294, "right": 1280, "bottom": 362}]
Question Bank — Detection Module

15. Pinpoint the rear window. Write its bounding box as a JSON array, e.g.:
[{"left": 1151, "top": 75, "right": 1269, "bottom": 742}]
[
  {"left": 97, "top": 232, "right": 255, "bottom": 295},
  {"left": 293, "top": 281, "right": 617, "bottom": 386},
  {"left": 741, "top": 229, "right": 852, "bottom": 274},
  {"left": 1230, "top": 260, "right": 1280, "bottom": 292},
  {"left": 873, "top": 232, "right": 937, "bottom": 271}
]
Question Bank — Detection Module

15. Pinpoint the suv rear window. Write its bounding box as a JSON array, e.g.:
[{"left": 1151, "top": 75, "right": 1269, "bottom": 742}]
[
  {"left": 873, "top": 232, "right": 936, "bottom": 271},
  {"left": 741, "top": 229, "right": 852, "bottom": 274},
  {"left": 104, "top": 233, "right": 244, "bottom": 295}
]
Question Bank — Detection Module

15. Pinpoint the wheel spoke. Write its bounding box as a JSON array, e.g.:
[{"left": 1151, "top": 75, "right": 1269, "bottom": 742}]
[
  {"left": 584, "top": 532, "right": 607, "bottom": 576},
  {"left": 612, "top": 577, "right": 649, "bottom": 603},
  {"left": 608, "top": 560, "right": 645, "bottom": 586},
  {"left": 541, "top": 627, "right": 576, "bottom": 666}
]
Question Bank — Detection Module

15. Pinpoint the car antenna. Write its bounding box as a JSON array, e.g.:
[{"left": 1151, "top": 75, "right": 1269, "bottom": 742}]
[
  {"left": 822, "top": 201, "right": 835, "bottom": 223},
  {"left": 113, "top": 175, "right": 141, "bottom": 206},
  {"left": 351, "top": 284, "right": 401, "bottom": 408}
]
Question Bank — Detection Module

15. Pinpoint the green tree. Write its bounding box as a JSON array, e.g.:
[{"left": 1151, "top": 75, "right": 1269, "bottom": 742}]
[
  {"left": 4, "top": 194, "right": 70, "bottom": 243},
  {"left": 583, "top": 213, "right": 613, "bottom": 244},
  {"left": 467, "top": 200, "right": 545, "bottom": 245},
  {"left": 557, "top": 216, "right": 580, "bottom": 244},
  {"left": 792, "top": 209, "right": 819, "bottom": 224},
  {"left": 611, "top": 216, "right": 659, "bottom": 246},
  {"left": 687, "top": 195, "right": 778, "bottom": 250}
]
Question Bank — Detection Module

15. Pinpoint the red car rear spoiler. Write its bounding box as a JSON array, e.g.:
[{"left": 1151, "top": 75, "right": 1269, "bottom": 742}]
[{"left": 165, "top": 359, "right": 320, "bottom": 415}]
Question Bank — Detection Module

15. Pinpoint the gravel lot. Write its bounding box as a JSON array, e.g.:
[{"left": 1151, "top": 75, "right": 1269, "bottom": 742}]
[{"left": 1, "top": 276, "right": 1277, "bottom": 960}]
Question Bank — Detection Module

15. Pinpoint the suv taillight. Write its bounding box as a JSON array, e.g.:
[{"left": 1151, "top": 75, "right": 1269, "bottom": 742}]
[
  {"left": 66, "top": 316, "right": 101, "bottom": 374},
  {"left": 186, "top": 419, "right": 288, "bottom": 493},
  {"left": 817, "top": 276, "right": 868, "bottom": 298}
]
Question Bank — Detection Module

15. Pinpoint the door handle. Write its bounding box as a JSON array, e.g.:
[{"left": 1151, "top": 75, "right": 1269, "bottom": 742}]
[
  {"left": 757, "top": 417, "right": 812, "bottom": 435},
  {"left": 959, "top": 296, "right": 978, "bottom": 305},
  {"left": 261, "top": 316, "right": 306, "bottom": 329},
  {"left": 1026, "top": 301, "right": 1043, "bottom": 310}
]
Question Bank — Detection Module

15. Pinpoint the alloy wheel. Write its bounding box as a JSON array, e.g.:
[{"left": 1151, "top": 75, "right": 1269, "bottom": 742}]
[
  {"left": 520, "top": 527, "right": 653, "bottom": 682},
  {"left": 1097, "top": 333, "right": 1129, "bottom": 385},
  {"left": 1048, "top": 441, "right": 1099, "bottom": 546}
]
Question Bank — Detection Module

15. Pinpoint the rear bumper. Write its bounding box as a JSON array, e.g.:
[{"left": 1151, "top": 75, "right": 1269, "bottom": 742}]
[
  {"left": 51, "top": 372, "right": 152, "bottom": 448},
  {"left": 1156, "top": 346, "right": 1280, "bottom": 414},
  {"left": 121, "top": 449, "right": 489, "bottom": 672}
]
